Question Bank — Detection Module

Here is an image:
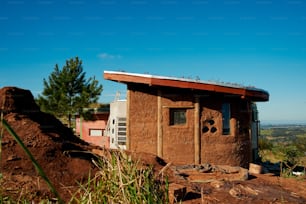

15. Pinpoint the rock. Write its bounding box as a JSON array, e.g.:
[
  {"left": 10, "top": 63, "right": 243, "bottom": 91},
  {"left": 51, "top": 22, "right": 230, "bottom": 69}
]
[
  {"left": 216, "top": 165, "right": 241, "bottom": 174},
  {"left": 229, "top": 186, "right": 242, "bottom": 199},
  {"left": 229, "top": 184, "right": 261, "bottom": 199},
  {"left": 168, "top": 183, "right": 187, "bottom": 203},
  {"left": 249, "top": 163, "right": 263, "bottom": 174},
  {"left": 239, "top": 168, "right": 249, "bottom": 181},
  {"left": 210, "top": 180, "right": 224, "bottom": 188},
  {"left": 197, "top": 163, "right": 212, "bottom": 173},
  {"left": 6, "top": 155, "right": 21, "bottom": 161},
  {"left": 213, "top": 165, "right": 249, "bottom": 181}
]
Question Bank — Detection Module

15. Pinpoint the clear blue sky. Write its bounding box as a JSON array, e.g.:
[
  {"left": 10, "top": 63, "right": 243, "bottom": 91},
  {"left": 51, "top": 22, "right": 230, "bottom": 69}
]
[{"left": 1, "top": 0, "right": 306, "bottom": 124}]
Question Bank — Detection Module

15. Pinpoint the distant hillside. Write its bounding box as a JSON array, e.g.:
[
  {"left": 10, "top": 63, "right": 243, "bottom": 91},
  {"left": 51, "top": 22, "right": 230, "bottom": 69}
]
[
  {"left": 261, "top": 120, "right": 306, "bottom": 126},
  {"left": 260, "top": 124, "right": 306, "bottom": 145}
]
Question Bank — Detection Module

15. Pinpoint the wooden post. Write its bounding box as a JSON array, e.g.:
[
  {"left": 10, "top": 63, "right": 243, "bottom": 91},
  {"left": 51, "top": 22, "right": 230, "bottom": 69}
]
[
  {"left": 230, "top": 118, "right": 237, "bottom": 136},
  {"left": 194, "top": 96, "right": 200, "bottom": 164},
  {"left": 157, "top": 90, "right": 163, "bottom": 157}
]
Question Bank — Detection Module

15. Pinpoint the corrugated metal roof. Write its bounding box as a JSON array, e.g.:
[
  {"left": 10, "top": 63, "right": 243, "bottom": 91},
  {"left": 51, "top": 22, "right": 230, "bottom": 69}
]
[{"left": 103, "top": 70, "right": 269, "bottom": 101}]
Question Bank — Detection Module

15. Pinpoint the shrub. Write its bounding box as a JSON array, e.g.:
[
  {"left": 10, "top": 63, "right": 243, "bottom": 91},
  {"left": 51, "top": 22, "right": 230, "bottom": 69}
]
[
  {"left": 258, "top": 137, "right": 274, "bottom": 150},
  {"left": 272, "top": 145, "right": 304, "bottom": 177}
]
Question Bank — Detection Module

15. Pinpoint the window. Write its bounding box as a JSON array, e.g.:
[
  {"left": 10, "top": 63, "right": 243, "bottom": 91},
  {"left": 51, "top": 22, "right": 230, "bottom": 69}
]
[
  {"left": 170, "top": 108, "right": 186, "bottom": 125},
  {"left": 117, "top": 117, "right": 127, "bottom": 145},
  {"left": 89, "top": 129, "right": 103, "bottom": 137},
  {"left": 222, "top": 103, "right": 230, "bottom": 135},
  {"left": 251, "top": 103, "right": 258, "bottom": 122}
]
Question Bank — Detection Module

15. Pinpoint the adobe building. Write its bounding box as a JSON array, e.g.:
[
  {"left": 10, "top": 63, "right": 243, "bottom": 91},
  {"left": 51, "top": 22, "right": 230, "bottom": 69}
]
[
  {"left": 75, "top": 107, "right": 110, "bottom": 148},
  {"left": 104, "top": 71, "right": 269, "bottom": 168}
]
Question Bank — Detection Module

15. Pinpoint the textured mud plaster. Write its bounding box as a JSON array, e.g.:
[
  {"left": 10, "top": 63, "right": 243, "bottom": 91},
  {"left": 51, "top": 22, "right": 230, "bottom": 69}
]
[
  {"left": 200, "top": 96, "right": 252, "bottom": 168},
  {"left": 128, "top": 85, "right": 196, "bottom": 164},
  {"left": 127, "top": 84, "right": 254, "bottom": 167},
  {"left": 128, "top": 84, "right": 158, "bottom": 154},
  {"left": 161, "top": 89, "right": 195, "bottom": 164}
]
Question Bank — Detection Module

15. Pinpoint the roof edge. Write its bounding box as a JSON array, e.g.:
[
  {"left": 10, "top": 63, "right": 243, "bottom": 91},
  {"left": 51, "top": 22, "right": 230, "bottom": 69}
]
[{"left": 103, "top": 70, "right": 269, "bottom": 101}]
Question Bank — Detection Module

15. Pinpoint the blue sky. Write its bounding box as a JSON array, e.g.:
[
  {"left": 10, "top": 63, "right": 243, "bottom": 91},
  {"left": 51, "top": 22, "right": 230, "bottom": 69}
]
[{"left": 1, "top": 0, "right": 306, "bottom": 124}]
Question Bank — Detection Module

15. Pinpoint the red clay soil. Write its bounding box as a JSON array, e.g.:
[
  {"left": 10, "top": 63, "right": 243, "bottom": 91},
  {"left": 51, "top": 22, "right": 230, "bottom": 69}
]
[
  {"left": 0, "top": 87, "right": 98, "bottom": 202},
  {"left": 0, "top": 87, "right": 305, "bottom": 203},
  {"left": 166, "top": 168, "right": 306, "bottom": 204}
]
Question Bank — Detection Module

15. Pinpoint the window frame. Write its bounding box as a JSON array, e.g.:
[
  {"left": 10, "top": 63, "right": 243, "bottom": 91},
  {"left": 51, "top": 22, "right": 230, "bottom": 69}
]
[
  {"left": 169, "top": 108, "right": 187, "bottom": 126},
  {"left": 89, "top": 128, "right": 104, "bottom": 137},
  {"left": 221, "top": 103, "right": 231, "bottom": 135}
]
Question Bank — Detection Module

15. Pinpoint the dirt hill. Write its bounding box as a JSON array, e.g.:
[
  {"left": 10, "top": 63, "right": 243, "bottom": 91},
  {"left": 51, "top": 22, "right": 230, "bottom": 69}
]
[
  {"left": 0, "top": 87, "right": 97, "bottom": 202},
  {"left": 0, "top": 87, "right": 305, "bottom": 203}
]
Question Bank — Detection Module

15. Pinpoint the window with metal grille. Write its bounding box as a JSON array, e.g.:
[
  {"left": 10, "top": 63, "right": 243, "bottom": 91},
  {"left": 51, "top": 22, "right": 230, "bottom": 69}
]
[{"left": 117, "top": 117, "right": 126, "bottom": 145}]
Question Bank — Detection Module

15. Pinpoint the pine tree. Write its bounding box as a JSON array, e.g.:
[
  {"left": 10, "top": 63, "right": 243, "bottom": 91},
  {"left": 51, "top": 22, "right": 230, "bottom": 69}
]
[{"left": 37, "top": 57, "right": 103, "bottom": 128}]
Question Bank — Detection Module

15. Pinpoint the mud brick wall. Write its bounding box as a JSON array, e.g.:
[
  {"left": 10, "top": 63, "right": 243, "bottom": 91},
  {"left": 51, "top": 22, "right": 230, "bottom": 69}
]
[
  {"left": 200, "top": 96, "right": 252, "bottom": 168},
  {"left": 127, "top": 84, "right": 253, "bottom": 167},
  {"left": 161, "top": 90, "right": 195, "bottom": 164},
  {"left": 128, "top": 84, "right": 158, "bottom": 154}
]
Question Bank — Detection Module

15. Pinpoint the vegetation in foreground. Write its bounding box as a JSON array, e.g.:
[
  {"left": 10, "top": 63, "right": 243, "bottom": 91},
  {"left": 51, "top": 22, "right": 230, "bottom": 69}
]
[
  {"left": 70, "top": 150, "right": 168, "bottom": 204},
  {"left": 259, "top": 124, "right": 306, "bottom": 177}
]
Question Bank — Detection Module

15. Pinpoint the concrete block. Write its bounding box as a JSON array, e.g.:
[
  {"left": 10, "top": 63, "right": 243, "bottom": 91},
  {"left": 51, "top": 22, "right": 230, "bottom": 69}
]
[{"left": 249, "top": 163, "right": 263, "bottom": 174}]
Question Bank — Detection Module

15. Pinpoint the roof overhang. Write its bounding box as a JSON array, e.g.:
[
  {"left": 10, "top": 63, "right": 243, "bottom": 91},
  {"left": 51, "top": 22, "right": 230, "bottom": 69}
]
[{"left": 104, "top": 71, "right": 269, "bottom": 102}]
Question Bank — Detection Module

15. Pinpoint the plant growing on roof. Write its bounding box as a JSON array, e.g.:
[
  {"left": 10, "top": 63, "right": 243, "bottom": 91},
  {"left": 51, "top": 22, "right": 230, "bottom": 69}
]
[{"left": 36, "top": 57, "right": 103, "bottom": 128}]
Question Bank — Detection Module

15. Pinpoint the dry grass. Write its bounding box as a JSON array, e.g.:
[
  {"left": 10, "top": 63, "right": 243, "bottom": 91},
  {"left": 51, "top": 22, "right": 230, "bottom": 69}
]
[{"left": 70, "top": 149, "right": 169, "bottom": 203}]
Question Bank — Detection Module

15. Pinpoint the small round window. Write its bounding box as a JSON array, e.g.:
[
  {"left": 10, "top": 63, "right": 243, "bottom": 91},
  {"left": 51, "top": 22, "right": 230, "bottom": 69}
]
[
  {"left": 202, "top": 126, "right": 209, "bottom": 133},
  {"left": 208, "top": 119, "right": 215, "bottom": 125},
  {"left": 211, "top": 127, "right": 217, "bottom": 133}
]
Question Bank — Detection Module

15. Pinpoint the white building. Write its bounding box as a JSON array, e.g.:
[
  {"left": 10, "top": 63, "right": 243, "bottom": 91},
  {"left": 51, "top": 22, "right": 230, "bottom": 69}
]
[{"left": 105, "top": 99, "right": 127, "bottom": 149}]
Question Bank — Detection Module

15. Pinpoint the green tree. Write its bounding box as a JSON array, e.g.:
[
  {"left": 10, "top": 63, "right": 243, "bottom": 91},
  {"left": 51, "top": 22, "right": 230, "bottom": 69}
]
[
  {"left": 293, "top": 137, "right": 306, "bottom": 153},
  {"left": 258, "top": 137, "right": 274, "bottom": 150},
  {"left": 272, "top": 144, "right": 304, "bottom": 177},
  {"left": 37, "top": 57, "right": 103, "bottom": 128}
]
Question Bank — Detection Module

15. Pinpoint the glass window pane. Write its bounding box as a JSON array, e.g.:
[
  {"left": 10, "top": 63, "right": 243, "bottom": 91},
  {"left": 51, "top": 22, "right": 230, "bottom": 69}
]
[
  {"left": 170, "top": 108, "right": 186, "bottom": 125},
  {"left": 222, "top": 103, "right": 230, "bottom": 135},
  {"left": 89, "top": 129, "right": 103, "bottom": 136}
]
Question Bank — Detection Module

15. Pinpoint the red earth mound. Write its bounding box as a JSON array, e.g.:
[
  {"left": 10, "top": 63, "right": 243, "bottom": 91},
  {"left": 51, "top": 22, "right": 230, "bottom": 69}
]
[{"left": 0, "top": 87, "right": 98, "bottom": 202}]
